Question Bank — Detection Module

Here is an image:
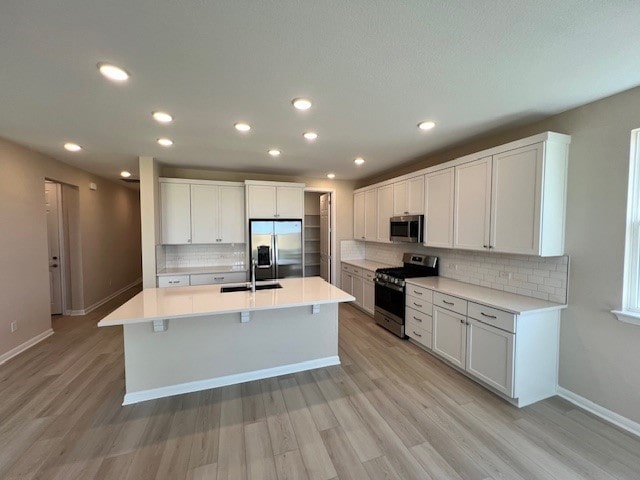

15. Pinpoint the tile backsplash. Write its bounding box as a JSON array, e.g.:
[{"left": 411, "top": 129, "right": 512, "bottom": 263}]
[
  {"left": 157, "top": 244, "right": 246, "bottom": 270},
  {"left": 361, "top": 241, "right": 569, "bottom": 304},
  {"left": 340, "top": 240, "right": 366, "bottom": 260}
]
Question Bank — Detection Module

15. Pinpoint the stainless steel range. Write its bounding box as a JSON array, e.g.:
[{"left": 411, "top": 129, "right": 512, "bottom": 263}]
[{"left": 374, "top": 253, "right": 438, "bottom": 338}]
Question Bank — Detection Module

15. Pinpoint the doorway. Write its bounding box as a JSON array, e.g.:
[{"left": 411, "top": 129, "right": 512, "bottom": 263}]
[
  {"left": 45, "top": 181, "right": 64, "bottom": 315},
  {"left": 303, "top": 189, "right": 335, "bottom": 284}
]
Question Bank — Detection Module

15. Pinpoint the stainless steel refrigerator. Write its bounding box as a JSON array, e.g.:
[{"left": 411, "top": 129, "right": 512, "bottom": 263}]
[{"left": 249, "top": 219, "right": 303, "bottom": 280}]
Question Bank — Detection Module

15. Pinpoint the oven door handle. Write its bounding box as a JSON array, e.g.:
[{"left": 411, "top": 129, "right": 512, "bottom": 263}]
[{"left": 374, "top": 278, "right": 404, "bottom": 292}]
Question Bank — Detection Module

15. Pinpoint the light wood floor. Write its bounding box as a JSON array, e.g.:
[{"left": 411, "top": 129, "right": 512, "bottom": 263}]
[{"left": 2, "top": 287, "right": 640, "bottom": 479}]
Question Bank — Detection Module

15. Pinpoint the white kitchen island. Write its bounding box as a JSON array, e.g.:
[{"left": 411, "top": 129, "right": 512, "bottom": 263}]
[{"left": 98, "top": 277, "right": 354, "bottom": 405}]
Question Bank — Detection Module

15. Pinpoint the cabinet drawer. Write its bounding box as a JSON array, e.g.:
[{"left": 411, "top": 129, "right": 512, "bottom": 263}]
[
  {"left": 405, "top": 306, "right": 433, "bottom": 332},
  {"left": 468, "top": 302, "right": 516, "bottom": 333},
  {"left": 406, "top": 321, "right": 432, "bottom": 349},
  {"left": 406, "top": 284, "right": 433, "bottom": 303},
  {"left": 158, "top": 275, "right": 190, "bottom": 287},
  {"left": 405, "top": 297, "right": 433, "bottom": 316},
  {"left": 433, "top": 292, "right": 467, "bottom": 315},
  {"left": 342, "top": 264, "right": 362, "bottom": 277},
  {"left": 362, "top": 269, "right": 375, "bottom": 282},
  {"left": 190, "top": 271, "right": 247, "bottom": 285}
]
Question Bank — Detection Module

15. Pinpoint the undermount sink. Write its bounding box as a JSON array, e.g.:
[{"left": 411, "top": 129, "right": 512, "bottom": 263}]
[{"left": 220, "top": 283, "right": 283, "bottom": 293}]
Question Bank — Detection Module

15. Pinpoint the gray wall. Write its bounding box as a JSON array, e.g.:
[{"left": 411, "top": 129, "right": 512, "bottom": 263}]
[
  {"left": 361, "top": 85, "right": 640, "bottom": 424},
  {"left": 0, "top": 137, "right": 142, "bottom": 358}
]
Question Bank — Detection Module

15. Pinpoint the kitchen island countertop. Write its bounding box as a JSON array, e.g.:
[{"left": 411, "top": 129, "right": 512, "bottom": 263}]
[{"left": 98, "top": 276, "right": 354, "bottom": 326}]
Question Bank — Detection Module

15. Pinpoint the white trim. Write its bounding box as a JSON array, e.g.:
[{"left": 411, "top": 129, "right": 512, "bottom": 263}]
[
  {"left": 354, "top": 131, "right": 571, "bottom": 193},
  {"left": 618, "top": 128, "right": 640, "bottom": 319},
  {"left": 304, "top": 187, "right": 337, "bottom": 286},
  {"left": 159, "top": 177, "right": 244, "bottom": 187},
  {"left": 122, "top": 355, "right": 340, "bottom": 405},
  {"left": 557, "top": 386, "right": 640, "bottom": 438},
  {"left": 0, "top": 329, "right": 54, "bottom": 365},
  {"left": 70, "top": 278, "right": 142, "bottom": 316},
  {"left": 244, "top": 179, "right": 306, "bottom": 188},
  {"left": 611, "top": 309, "right": 640, "bottom": 326}
]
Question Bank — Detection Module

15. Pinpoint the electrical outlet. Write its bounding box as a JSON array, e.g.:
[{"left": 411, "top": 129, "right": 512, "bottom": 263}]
[
  {"left": 499, "top": 271, "right": 512, "bottom": 279},
  {"left": 10, "top": 321, "right": 17, "bottom": 333}
]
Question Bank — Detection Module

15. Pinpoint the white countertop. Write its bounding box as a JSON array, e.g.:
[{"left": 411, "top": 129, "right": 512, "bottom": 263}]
[
  {"left": 406, "top": 277, "right": 566, "bottom": 314},
  {"left": 341, "top": 258, "right": 397, "bottom": 272},
  {"left": 98, "top": 277, "right": 354, "bottom": 326},
  {"left": 157, "top": 265, "right": 247, "bottom": 276}
]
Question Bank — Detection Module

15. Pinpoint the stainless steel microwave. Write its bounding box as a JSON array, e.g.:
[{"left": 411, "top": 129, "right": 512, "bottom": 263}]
[{"left": 390, "top": 214, "right": 423, "bottom": 243}]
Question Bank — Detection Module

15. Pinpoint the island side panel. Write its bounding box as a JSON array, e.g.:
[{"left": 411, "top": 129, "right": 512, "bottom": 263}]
[{"left": 122, "top": 304, "right": 339, "bottom": 403}]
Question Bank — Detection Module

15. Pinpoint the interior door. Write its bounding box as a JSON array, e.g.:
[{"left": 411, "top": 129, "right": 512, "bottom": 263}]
[
  {"left": 319, "top": 193, "right": 331, "bottom": 282},
  {"left": 45, "top": 182, "right": 63, "bottom": 315}
]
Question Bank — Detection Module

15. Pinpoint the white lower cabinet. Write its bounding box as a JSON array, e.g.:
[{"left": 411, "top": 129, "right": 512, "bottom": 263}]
[
  {"left": 342, "top": 263, "right": 375, "bottom": 316},
  {"left": 432, "top": 306, "right": 467, "bottom": 369},
  {"left": 466, "top": 319, "right": 514, "bottom": 396},
  {"left": 159, "top": 271, "right": 247, "bottom": 287},
  {"left": 406, "top": 280, "right": 559, "bottom": 407},
  {"left": 190, "top": 271, "right": 247, "bottom": 285},
  {"left": 158, "top": 275, "right": 190, "bottom": 287},
  {"left": 363, "top": 280, "right": 375, "bottom": 315}
]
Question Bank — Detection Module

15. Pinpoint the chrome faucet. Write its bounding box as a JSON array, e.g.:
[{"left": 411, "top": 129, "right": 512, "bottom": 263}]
[{"left": 251, "top": 259, "right": 257, "bottom": 292}]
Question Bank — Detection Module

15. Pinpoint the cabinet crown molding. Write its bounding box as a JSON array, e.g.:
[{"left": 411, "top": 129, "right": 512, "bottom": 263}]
[
  {"left": 354, "top": 131, "right": 571, "bottom": 193},
  {"left": 160, "top": 177, "right": 244, "bottom": 187}
]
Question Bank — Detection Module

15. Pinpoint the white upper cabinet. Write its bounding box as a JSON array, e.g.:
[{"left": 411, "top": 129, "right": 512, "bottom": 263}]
[
  {"left": 191, "top": 184, "right": 219, "bottom": 244},
  {"left": 160, "top": 182, "right": 192, "bottom": 244},
  {"left": 247, "top": 185, "right": 277, "bottom": 218},
  {"left": 218, "top": 186, "right": 245, "bottom": 243},
  {"left": 490, "top": 144, "right": 542, "bottom": 255},
  {"left": 354, "top": 191, "right": 366, "bottom": 240},
  {"left": 425, "top": 168, "right": 455, "bottom": 248},
  {"left": 246, "top": 181, "right": 304, "bottom": 219},
  {"left": 352, "top": 132, "right": 569, "bottom": 255},
  {"left": 377, "top": 184, "right": 394, "bottom": 242},
  {"left": 364, "top": 188, "right": 378, "bottom": 241},
  {"left": 454, "top": 157, "right": 492, "bottom": 251},
  {"left": 276, "top": 186, "right": 304, "bottom": 218},
  {"left": 160, "top": 179, "right": 245, "bottom": 245},
  {"left": 393, "top": 176, "right": 425, "bottom": 215}
]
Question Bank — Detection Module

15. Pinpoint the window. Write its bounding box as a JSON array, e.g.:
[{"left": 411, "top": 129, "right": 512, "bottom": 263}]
[{"left": 614, "top": 128, "right": 640, "bottom": 325}]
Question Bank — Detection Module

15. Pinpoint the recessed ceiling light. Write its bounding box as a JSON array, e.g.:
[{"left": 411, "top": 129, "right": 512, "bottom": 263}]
[
  {"left": 354, "top": 157, "right": 365, "bottom": 165},
  {"left": 292, "top": 98, "right": 312, "bottom": 110},
  {"left": 327, "top": 173, "right": 336, "bottom": 179},
  {"left": 303, "top": 131, "right": 318, "bottom": 141},
  {"left": 64, "top": 142, "right": 82, "bottom": 152},
  {"left": 234, "top": 122, "right": 251, "bottom": 132},
  {"left": 152, "top": 111, "right": 173, "bottom": 123},
  {"left": 418, "top": 120, "right": 436, "bottom": 131},
  {"left": 120, "top": 171, "right": 132, "bottom": 178},
  {"left": 97, "top": 62, "right": 130, "bottom": 82},
  {"left": 268, "top": 149, "right": 281, "bottom": 157},
  {"left": 157, "top": 138, "right": 173, "bottom": 147}
]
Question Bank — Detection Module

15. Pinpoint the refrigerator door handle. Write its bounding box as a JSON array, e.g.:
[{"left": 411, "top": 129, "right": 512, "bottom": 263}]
[{"left": 273, "top": 234, "right": 279, "bottom": 278}]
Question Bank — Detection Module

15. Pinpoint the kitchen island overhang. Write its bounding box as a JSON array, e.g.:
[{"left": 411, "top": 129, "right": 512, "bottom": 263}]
[{"left": 98, "top": 277, "right": 354, "bottom": 405}]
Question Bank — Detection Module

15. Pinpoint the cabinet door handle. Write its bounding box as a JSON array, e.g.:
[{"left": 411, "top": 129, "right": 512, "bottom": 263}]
[
  {"left": 442, "top": 300, "right": 454, "bottom": 306},
  {"left": 214, "top": 277, "right": 224, "bottom": 280},
  {"left": 483, "top": 245, "right": 488, "bottom": 248},
  {"left": 413, "top": 302, "right": 423, "bottom": 308},
  {"left": 460, "top": 319, "right": 465, "bottom": 324},
  {"left": 412, "top": 290, "right": 423, "bottom": 295},
  {"left": 480, "top": 312, "right": 497, "bottom": 319},
  {"left": 413, "top": 316, "right": 422, "bottom": 322},
  {"left": 413, "top": 331, "right": 422, "bottom": 338}
]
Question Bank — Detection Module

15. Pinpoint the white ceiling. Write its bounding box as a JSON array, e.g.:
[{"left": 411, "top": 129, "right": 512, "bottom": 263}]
[{"left": 2, "top": 1, "right": 640, "bottom": 181}]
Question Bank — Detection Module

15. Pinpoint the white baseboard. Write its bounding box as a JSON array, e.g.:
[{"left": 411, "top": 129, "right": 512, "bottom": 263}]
[
  {"left": 70, "top": 278, "right": 142, "bottom": 316},
  {"left": 557, "top": 386, "right": 640, "bottom": 438},
  {"left": 123, "top": 355, "right": 340, "bottom": 405},
  {"left": 0, "top": 329, "right": 54, "bottom": 366}
]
